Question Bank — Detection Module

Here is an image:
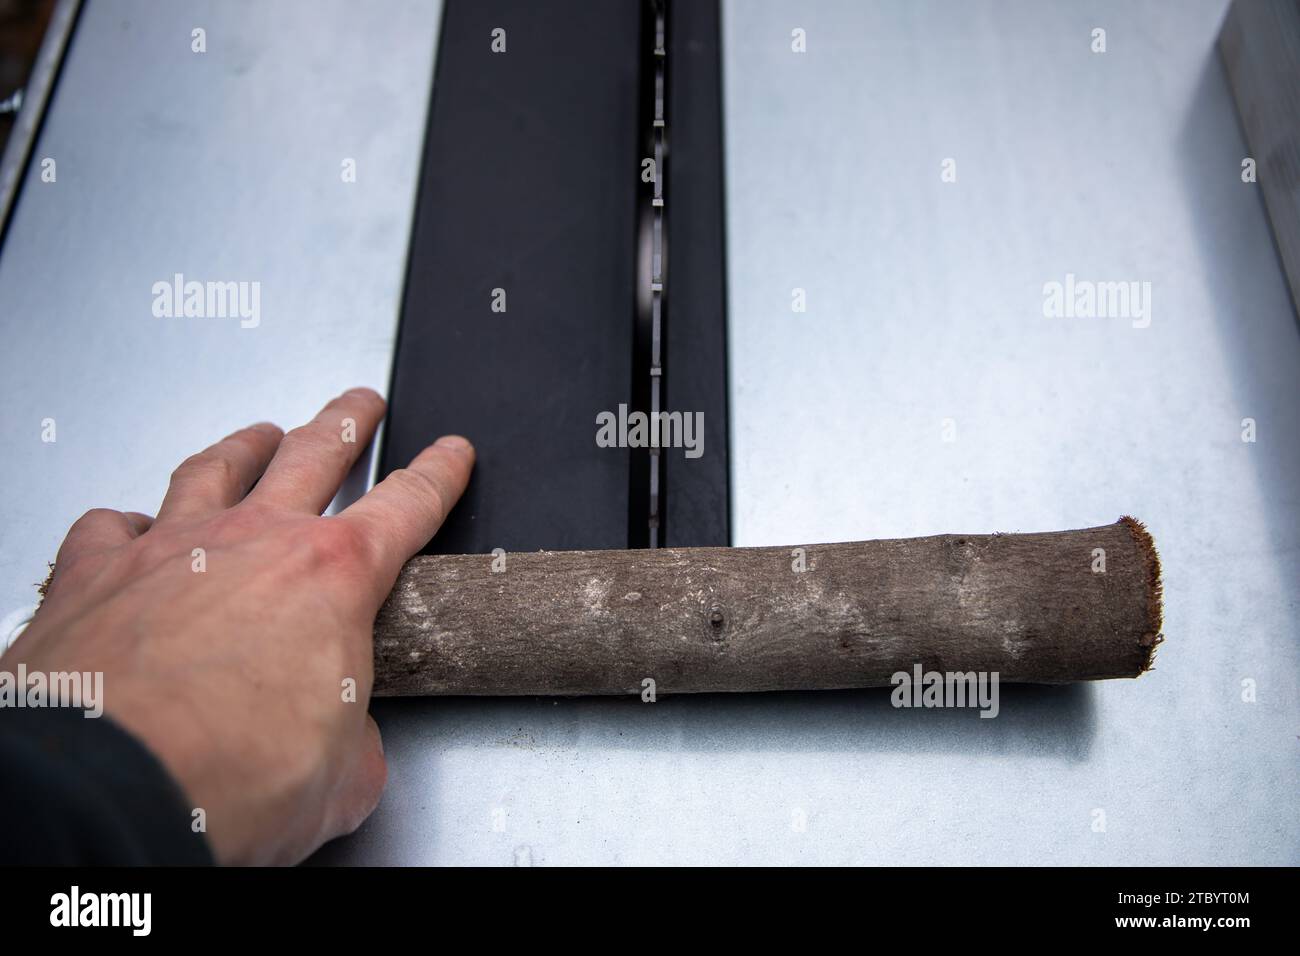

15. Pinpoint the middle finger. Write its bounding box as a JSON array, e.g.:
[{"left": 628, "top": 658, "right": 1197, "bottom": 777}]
[{"left": 245, "top": 388, "right": 386, "bottom": 514}]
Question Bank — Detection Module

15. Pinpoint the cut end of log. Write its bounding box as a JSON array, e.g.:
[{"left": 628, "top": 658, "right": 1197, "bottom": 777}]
[{"left": 1119, "top": 515, "right": 1164, "bottom": 675}]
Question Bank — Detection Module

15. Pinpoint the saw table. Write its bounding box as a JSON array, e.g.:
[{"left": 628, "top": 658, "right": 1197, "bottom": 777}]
[{"left": 0, "top": 0, "right": 1296, "bottom": 865}]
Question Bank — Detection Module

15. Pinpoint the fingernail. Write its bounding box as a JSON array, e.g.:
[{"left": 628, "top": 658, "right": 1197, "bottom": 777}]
[
  {"left": 434, "top": 434, "right": 472, "bottom": 451},
  {"left": 344, "top": 387, "right": 382, "bottom": 401}
]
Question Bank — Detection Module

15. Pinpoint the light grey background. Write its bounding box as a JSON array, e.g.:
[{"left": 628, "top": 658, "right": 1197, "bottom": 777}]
[
  {"left": 721, "top": 0, "right": 1298, "bottom": 865},
  {"left": 0, "top": 0, "right": 439, "bottom": 634},
  {"left": 1, "top": 0, "right": 1295, "bottom": 865}
]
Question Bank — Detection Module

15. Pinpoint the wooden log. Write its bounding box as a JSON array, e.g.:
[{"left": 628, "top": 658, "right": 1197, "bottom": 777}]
[{"left": 373, "top": 517, "right": 1163, "bottom": 697}]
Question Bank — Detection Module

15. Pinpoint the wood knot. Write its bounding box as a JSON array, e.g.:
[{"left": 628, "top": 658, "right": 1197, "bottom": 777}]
[{"left": 707, "top": 605, "right": 726, "bottom": 636}]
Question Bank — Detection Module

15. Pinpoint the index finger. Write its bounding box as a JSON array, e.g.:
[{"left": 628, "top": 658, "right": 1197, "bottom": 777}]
[{"left": 340, "top": 435, "right": 475, "bottom": 583}]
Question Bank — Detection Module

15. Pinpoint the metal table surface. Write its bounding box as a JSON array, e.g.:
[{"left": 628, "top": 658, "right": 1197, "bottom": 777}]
[{"left": 1, "top": 0, "right": 1296, "bottom": 865}]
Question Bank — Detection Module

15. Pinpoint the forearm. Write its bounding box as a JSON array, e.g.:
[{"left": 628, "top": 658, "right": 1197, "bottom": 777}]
[{"left": 0, "top": 706, "right": 213, "bottom": 866}]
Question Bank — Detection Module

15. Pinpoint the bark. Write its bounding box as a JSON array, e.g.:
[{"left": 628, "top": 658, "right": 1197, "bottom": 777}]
[{"left": 373, "top": 517, "right": 1163, "bottom": 697}]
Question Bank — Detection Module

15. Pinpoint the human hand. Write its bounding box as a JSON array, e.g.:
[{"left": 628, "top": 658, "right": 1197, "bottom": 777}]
[{"left": 2, "top": 388, "right": 474, "bottom": 864}]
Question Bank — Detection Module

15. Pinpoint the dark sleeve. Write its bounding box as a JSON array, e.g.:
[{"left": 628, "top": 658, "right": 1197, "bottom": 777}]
[{"left": 0, "top": 706, "right": 214, "bottom": 865}]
